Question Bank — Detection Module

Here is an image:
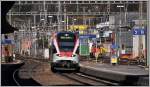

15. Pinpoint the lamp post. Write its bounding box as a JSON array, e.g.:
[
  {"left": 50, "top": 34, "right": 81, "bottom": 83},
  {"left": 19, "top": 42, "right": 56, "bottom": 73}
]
[
  {"left": 73, "top": 18, "right": 77, "bottom": 31},
  {"left": 41, "top": 18, "right": 45, "bottom": 58},
  {"left": 48, "top": 15, "right": 53, "bottom": 27},
  {"left": 32, "top": 26, "right": 37, "bottom": 57},
  {"left": 48, "top": 15, "right": 53, "bottom": 50},
  {"left": 117, "top": 5, "right": 124, "bottom": 57},
  {"left": 48, "top": 15, "right": 53, "bottom": 37},
  {"left": 61, "top": 21, "right": 65, "bottom": 31},
  {"left": 83, "top": 7, "right": 86, "bottom": 25}
]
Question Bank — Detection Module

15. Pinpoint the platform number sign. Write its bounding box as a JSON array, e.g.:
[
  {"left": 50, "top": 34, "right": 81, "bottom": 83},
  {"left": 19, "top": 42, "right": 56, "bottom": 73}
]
[
  {"left": 133, "top": 28, "right": 145, "bottom": 35},
  {"left": 140, "top": 29, "right": 145, "bottom": 35},
  {"left": 133, "top": 29, "right": 138, "bottom": 35}
]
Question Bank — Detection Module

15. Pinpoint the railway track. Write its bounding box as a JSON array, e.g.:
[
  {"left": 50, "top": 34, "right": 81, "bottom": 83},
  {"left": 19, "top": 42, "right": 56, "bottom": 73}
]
[
  {"left": 13, "top": 56, "right": 120, "bottom": 86},
  {"left": 58, "top": 72, "right": 119, "bottom": 86},
  {"left": 12, "top": 58, "right": 42, "bottom": 86}
]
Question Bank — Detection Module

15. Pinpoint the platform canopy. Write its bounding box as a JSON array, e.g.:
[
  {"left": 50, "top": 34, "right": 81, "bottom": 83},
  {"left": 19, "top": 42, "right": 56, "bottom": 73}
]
[{"left": 1, "top": 1, "right": 18, "bottom": 34}]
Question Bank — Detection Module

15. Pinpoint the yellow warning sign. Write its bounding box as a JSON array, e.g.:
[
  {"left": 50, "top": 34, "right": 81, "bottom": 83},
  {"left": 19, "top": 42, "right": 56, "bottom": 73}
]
[
  {"left": 69, "top": 25, "right": 88, "bottom": 31},
  {"left": 111, "top": 58, "right": 117, "bottom": 63}
]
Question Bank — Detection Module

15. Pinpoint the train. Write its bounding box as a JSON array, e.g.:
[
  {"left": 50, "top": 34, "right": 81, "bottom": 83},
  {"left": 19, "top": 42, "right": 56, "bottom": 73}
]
[{"left": 50, "top": 32, "right": 80, "bottom": 72}]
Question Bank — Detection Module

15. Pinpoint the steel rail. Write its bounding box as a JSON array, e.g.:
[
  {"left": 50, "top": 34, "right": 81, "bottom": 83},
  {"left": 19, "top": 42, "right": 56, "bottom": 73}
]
[
  {"left": 59, "top": 72, "right": 119, "bottom": 86},
  {"left": 12, "top": 58, "right": 42, "bottom": 86}
]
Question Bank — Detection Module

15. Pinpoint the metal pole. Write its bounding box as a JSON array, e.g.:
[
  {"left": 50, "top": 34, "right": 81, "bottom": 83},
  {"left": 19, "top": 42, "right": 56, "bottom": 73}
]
[
  {"left": 117, "top": 5, "right": 124, "bottom": 58},
  {"left": 67, "top": 16, "right": 69, "bottom": 30},
  {"left": 96, "top": 39, "right": 98, "bottom": 63},
  {"left": 9, "top": 10, "right": 12, "bottom": 25},
  {"left": 139, "top": 1, "right": 143, "bottom": 61},
  {"left": 119, "top": 7, "right": 121, "bottom": 57},
  {"left": 124, "top": 4, "right": 128, "bottom": 25},
  {"left": 77, "top": 1, "right": 79, "bottom": 13},
  {"left": 43, "top": 31, "right": 45, "bottom": 58},
  {"left": 73, "top": 18, "right": 75, "bottom": 31},
  {"left": 33, "top": 14, "right": 37, "bottom": 57},
  {"left": 64, "top": 7, "right": 66, "bottom": 31},
  {"left": 83, "top": 7, "right": 86, "bottom": 25},
  {"left": 89, "top": 18, "right": 91, "bottom": 30},
  {"left": 43, "top": 0, "right": 46, "bottom": 58},
  {"left": 147, "top": 0, "right": 150, "bottom": 67},
  {"left": 28, "top": 19, "right": 31, "bottom": 56},
  {"left": 44, "top": 1, "right": 46, "bottom": 27},
  {"left": 57, "top": 1, "right": 61, "bottom": 31}
]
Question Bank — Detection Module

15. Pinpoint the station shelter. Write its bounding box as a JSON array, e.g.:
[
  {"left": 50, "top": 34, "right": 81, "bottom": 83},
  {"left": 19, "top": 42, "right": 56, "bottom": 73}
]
[{"left": 1, "top": 34, "right": 14, "bottom": 63}]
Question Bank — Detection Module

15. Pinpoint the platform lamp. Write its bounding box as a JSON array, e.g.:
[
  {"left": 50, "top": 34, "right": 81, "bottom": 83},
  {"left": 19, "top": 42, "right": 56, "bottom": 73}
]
[
  {"left": 32, "top": 26, "right": 37, "bottom": 57},
  {"left": 73, "top": 18, "right": 77, "bottom": 32},
  {"left": 117, "top": 5, "right": 124, "bottom": 58},
  {"left": 40, "top": 18, "right": 46, "bottom": 58},
  {"left": 48, "top": 16, "right": 53, "bottom": 28}
]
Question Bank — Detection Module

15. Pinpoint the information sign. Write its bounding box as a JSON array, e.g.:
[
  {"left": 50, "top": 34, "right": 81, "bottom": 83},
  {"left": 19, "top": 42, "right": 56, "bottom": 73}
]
[
  {"left": 80, "top": 34, "right": 96, "bottom": 39},
  {"left": 133, "top": 28, "right": 146, "bottom": 35},
  {"left": 1, "top": 39, "right": 12, "bottom": 44}
]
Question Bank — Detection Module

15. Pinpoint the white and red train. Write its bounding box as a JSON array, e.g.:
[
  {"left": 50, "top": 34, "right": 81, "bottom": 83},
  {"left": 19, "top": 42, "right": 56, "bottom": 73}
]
[{"left": 50, "top": 32, "right": 80, "bottom": 72}]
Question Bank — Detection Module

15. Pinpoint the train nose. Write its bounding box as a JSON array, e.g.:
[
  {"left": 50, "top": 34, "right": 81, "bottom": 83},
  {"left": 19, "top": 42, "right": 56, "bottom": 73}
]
[
  {"left": 66, "top": 62, "right": 71, "bottom": 68},
  {"left": 63, "top": 61, "right": 70, "bottom": 68}
]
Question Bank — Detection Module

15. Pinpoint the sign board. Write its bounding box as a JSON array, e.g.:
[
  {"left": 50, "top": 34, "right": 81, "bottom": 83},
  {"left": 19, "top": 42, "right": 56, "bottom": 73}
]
[
  {"left": 133, "top": 28, "right": 146, "bottom": 35},
  {"left": 1, "top": 39, "right": 13, "bottom": 44},
  {"left": 80, "top": 34, "right": 96, "bottom": 39},
  {"left": 111, "top": 44, "right": 118, "bottom": 49},
  {"left": 79, "top": 38, "right": 90, "bottom": 56},
  {"left": 111, "top": 55, "right": 118, "bottom": 64}
]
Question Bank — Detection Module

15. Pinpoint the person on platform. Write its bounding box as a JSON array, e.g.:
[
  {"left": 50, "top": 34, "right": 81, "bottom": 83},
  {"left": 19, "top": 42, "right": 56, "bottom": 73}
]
[
  {"left": 4, "top": 46, "right": 10, "bottom": 62},
  {"left": 95, "top": 46, "right": 101, "bottom": 62},
  {"left": 91, "top": 45, "right": 96, "bottom": 58},
  {"left": 99, "top": 44, "right": 108, "bottom": 63}
]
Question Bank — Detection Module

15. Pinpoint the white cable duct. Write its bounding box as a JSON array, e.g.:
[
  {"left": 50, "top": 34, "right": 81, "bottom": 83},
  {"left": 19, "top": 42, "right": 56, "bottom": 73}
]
[
  {"left": 73, "top": 38, "right": 79, "bottom": 54},
  {"left": 53, "top": 35, "right": 60, "bottom": 54}
]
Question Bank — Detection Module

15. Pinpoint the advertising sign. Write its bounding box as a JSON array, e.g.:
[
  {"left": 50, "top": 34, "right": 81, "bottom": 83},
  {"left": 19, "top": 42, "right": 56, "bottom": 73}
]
[{"left": 79, "top": 38, "right": 89, "bottom": 56}]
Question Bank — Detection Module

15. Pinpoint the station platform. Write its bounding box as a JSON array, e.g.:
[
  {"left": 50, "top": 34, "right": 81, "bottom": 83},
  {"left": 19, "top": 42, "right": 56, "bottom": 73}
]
[
  {"left": 1, "top": 60, "right": 24, "bottom": 71},
  {"left": 79, "top": 61, "right": 149, "bottom": 86},
  {"left": 1, "top": 60, "right": 24, "bottom": 86}
]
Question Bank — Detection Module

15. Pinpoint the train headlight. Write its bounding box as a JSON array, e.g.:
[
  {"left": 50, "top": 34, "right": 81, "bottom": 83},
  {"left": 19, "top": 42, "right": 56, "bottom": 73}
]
[
  {"left": 72, "top": 54, "right": 76, "bottom": 57},
  {"left": 56, "top": 54, "right": 62, "bottom": 57}
]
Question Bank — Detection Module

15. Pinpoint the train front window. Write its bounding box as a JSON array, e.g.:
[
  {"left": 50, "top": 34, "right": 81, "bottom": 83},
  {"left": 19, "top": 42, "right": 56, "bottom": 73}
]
[
  {"left": 59, "top": 42, "right": 74, "bottom": 51},
  {"left": 59, "top": 42, "right": 74, "bottom": 46},
  {"left": 57, "top": 33, "right": 76, "bottom": 51}
]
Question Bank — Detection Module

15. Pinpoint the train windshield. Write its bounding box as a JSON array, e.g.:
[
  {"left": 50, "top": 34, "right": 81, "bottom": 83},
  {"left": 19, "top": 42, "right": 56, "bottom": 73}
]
[{"left": 57, "top": 33, "right": 75, "bottom": 51}]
